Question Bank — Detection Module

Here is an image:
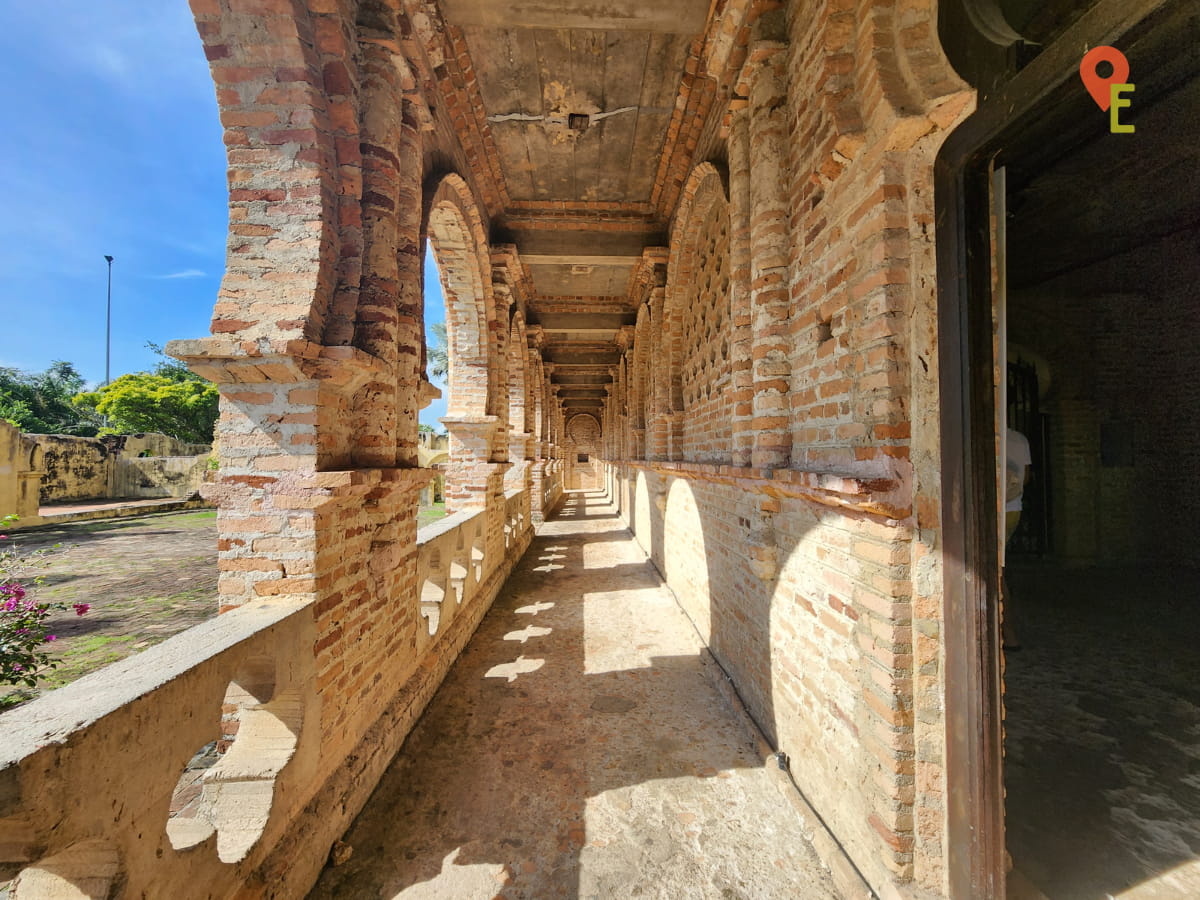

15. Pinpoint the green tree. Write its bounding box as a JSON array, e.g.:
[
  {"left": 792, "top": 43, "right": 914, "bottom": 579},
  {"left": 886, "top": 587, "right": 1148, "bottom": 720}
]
[
  {"left": 427, "top": 321, "right": 449, "bottom": 381},
  {"left": 73, "top": 345, "right": 218, "bottom": 444},
  {"left": 0, "top": 361, "right": 101, "bottom": 435}
]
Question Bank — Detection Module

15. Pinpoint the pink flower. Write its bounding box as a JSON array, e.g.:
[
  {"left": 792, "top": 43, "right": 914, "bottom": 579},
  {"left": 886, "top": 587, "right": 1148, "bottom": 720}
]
[
  {"left": 73, "top": 603, "right": 90, "bottom": 616},
  {"left": 44, "top": 634, "right": 56, "bottom": 642}
]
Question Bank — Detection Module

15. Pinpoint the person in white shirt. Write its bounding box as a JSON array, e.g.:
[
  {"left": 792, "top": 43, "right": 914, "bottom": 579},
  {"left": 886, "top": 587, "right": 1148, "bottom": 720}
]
[{"left": 1003, "top": 427, "right": 1032, "bottom": 650}]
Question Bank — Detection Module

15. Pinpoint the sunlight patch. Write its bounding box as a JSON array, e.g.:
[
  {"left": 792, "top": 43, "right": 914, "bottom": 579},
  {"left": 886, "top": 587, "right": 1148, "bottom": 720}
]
[
  {"left": 390, "top": 848, "right": 507, "bottom": 900},
  {"left": 484, "top": 656, "right": 545, "bottom": 683}
]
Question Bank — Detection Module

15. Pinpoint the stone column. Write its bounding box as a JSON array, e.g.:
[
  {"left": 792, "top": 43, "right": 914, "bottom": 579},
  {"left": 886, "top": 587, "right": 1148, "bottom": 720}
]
[
  {"left": 728, "top": 103, "right": 755, "bottom": 468},
  {"left": 351, "top": 40, "right": 405, "bottom": 468},
  {"left": 646, "top": 285, "right": 670, "bottom": 461},
  {"left": 506, "top": 431, "right": 533, "bottom": 492},
  {"left": 622, "top": 347, "right": 637, "bottom": 460},
  {"left": 441, "top": 416, "right": 507, "bottom": 513},
  {"left": 394, "top": 97, "right": 424, "bottom": 468},
  {"left": 747, "top": 39, "right": 792, "bottom": 469},
  {"left": 530, "top": 439, "right": 549, "bottom": 524},
  {"left": 664, "top": 413, "right": 684, "bottom": 462}
]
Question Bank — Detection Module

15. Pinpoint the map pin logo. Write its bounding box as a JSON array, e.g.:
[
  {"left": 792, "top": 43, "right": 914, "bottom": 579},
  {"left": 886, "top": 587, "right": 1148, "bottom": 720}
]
[{"left": 1080, "top": 46, "right": 1130, "bottom": 111}]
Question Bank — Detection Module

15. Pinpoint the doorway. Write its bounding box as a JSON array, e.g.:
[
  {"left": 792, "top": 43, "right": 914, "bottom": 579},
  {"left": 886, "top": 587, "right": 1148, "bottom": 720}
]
[{"left": 938, "top": 0, "right": 1200, "bottom": 895}]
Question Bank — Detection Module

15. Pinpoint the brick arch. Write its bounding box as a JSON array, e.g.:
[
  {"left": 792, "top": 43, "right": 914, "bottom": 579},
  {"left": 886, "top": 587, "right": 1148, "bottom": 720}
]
[
  {"left": 507, "top": 310, "right": 531, "bottom": 435},
  {"left": 566, "top": 414, "right": 601, "bottom": 452},
  {"left": 852, "top": 0, "right": 971, "bottom": 132},
  {"left": 192, "top": 0, "right": 353, "bottom": 345},
  {"left": 425, "top": 174, "right": 495, "bottom": 418},
  {"left": 665, "top": 163, "right": 733, "bottom": 464},
  {"left": 788, "top": 0, "right": 970, "bottom": 186}
]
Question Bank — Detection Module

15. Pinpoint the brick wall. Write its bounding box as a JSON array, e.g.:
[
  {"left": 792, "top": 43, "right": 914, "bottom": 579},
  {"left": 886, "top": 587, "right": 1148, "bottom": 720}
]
[{"left": 603, "top": 3, "right": 973, "bottom": 896}]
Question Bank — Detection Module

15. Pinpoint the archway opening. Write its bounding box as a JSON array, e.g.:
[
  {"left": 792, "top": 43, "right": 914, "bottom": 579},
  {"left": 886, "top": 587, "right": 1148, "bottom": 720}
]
[{"left": 418, "top": 243, "right": 450, "bottom": 527}]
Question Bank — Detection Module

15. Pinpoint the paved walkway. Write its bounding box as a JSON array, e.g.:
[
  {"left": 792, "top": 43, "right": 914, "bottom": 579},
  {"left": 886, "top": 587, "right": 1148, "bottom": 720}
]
[{"left": 310, "top": 491, "right": 837, "bottom": 900}]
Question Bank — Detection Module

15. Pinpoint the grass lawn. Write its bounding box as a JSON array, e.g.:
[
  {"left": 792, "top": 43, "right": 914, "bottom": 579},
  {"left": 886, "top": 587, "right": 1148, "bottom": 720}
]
[
  {"left": 417, "top": 502, "right": 447, "bottom": 528},
  {"left": 1, "top": 510, "right": 220, "bottom": 711}
]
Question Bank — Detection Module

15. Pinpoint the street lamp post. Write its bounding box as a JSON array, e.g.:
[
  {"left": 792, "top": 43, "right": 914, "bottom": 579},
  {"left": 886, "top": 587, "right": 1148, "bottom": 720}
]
[{"left": 104, "top": 255, "right": 114, "bottom": 385}]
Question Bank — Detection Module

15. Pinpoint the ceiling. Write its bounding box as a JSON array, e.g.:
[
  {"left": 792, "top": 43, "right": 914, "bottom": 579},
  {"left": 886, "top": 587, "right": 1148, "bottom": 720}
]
[{"left": 434, "top": 0, "right": 712, "bottom": 419}]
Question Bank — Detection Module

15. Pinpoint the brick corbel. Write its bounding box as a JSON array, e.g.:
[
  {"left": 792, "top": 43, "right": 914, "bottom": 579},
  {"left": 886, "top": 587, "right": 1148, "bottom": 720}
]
[
  {"left": 626, "top": 459, "right": 911, "bottom": 520},
  {"left": 166, "top": 337, "right": 386, "bottom": 393}
]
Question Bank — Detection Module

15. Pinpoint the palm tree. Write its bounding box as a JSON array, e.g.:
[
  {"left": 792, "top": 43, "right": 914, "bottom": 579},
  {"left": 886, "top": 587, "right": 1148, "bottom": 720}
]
[{"left": 428, "top": 321, "right": 449, "bottom": 381}]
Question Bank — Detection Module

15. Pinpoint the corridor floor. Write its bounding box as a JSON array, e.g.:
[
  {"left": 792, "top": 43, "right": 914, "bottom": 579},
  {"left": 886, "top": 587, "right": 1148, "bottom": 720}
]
[
  {"left": 1005, "top": 565, "right": 1200, "bottom": 899},
  {"left": 309, "top": 491, "right": 837, "bottom": 900}
]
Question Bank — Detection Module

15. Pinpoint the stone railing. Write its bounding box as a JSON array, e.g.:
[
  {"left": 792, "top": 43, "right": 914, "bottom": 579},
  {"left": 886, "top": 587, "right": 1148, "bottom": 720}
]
[
  {"left": 412, "top": 489, "right": 529, "bottom": 644},
  {"left": 0, "top": 597, "right": 315, "bottom": 899},
  {"left": 503, "top": 489, "right": 529, "bottom": 555},
  {"left": 1, "top": 486, "right": 536, "bottom": 898},
  {"left": 413, "top": 509, "right": 487, "bottom": 645},
  {"left": 541, "top": 459, "right": 564, "bottom": 514}
]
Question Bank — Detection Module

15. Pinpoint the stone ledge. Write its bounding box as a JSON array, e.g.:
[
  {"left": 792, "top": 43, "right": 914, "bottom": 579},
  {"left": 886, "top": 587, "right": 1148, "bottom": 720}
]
[
  {"left": 416, "top": 507, "right": 485, "bottom": 543},
  {"left": 1, "top": 596, "right": 310, "bottom": 764},
  {"left": 166, "top": 337, "right": 390, "bottom": 388},
  {"left": 203, "top": 467, "right": 432, "bottom": 509},
  {"left": 617, "top": 459, "right": 908, "bottom": 518}
]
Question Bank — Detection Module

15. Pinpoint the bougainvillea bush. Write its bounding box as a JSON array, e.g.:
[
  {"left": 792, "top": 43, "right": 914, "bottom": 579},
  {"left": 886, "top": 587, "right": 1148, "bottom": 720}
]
[{"left": 1, "top": 515, "right": 87, "bottom": 689}]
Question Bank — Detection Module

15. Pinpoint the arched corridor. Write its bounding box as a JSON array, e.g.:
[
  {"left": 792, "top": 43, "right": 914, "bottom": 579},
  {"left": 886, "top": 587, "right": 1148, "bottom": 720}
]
[{"left": 3, "top": 2, "right": 1199, "bottom": 899}]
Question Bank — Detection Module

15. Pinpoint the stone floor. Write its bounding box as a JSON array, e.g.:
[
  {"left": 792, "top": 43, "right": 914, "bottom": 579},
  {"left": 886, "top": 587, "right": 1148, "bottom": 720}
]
[
  {"left": 1005, "top": 565, "right": 1200, "bottom": 899},
  {"left": 309, "top": 491, "right": 837, "bottom": 900}
]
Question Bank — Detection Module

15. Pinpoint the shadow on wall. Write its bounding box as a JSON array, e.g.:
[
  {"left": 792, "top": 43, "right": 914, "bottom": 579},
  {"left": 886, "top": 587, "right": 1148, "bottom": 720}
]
[
  {"left": 618, "top": 462, "right": 891, "bottom": 883},
  {"left": 631, "top": 473, "right": 786, "bottom": 747}
]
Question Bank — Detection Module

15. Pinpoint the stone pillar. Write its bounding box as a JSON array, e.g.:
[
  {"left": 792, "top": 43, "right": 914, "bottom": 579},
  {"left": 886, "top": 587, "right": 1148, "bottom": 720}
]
[
  {"left": 441, "top": 416, "right": 506, "bottom": 513},
  {"left": 351, "top": 40, "right": 405, "bottom": 468},
  {"left": 530, "top": 440, "right": 549, "bottom": 524},
  {"left": 492, "top": 277, "right": 515, "bottom": 465},
  {"left": 728, "top": 103, "right": 755, "bottom": 468},
  {"left": 646, "top": 285, "right": 670, "bottom": 461},
  {"left": 506, "top": 431, "right": 533, "bottom": 493},
  {"left": 622, "top": 347, "right": 637, "bottom": 460},
  {"left": 664, "top": 413, "right": 684, "bottom": 462},
  {"left": 394, "top": 97, "right": 424, "bottom": 469},
  {"left": 747, "top": 39, "right": 792, "bottom": 469}
]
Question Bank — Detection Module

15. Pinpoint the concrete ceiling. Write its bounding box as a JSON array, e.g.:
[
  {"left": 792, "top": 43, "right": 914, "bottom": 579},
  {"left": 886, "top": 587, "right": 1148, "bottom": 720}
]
[
  {"left": 435, "top": 0, "right": 710, "bottom": 417},
  {"left": 439, "top": 0, "right": 709, "bottom": 33}
]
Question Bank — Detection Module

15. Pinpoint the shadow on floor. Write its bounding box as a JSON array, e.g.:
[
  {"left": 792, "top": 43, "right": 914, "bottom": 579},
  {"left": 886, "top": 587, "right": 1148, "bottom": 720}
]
[{"left": 309, "top": 491, "right": 834, "bottom": 900}]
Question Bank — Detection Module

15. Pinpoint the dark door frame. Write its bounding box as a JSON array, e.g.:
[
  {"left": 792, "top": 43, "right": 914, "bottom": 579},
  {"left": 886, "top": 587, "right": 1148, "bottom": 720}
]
[{"left": 935, "top": 0, "right": 1172, "bottom": 896}]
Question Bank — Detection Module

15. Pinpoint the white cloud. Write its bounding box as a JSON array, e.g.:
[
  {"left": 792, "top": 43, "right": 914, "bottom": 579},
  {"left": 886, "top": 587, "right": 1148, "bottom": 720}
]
[{"left": 157, "top": 269, "right": 207, "bottom": 280}]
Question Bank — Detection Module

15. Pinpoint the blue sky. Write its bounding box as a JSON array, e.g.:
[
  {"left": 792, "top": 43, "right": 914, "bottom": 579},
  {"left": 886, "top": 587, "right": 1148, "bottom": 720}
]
[{"left": 0, "top": 2, "right": 447, "bottom": 426}]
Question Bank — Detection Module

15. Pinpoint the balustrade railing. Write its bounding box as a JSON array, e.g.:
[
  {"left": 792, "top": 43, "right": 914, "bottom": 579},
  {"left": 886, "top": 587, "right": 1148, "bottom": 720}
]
[{"left": 1, "top": 488, "right": 535, "bottom": 898}]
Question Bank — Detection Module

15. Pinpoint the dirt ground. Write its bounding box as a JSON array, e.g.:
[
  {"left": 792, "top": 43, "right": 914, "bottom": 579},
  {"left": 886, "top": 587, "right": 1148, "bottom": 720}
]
[{"left": 1, "top": 510, "right": 219, "bottom": 708}]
